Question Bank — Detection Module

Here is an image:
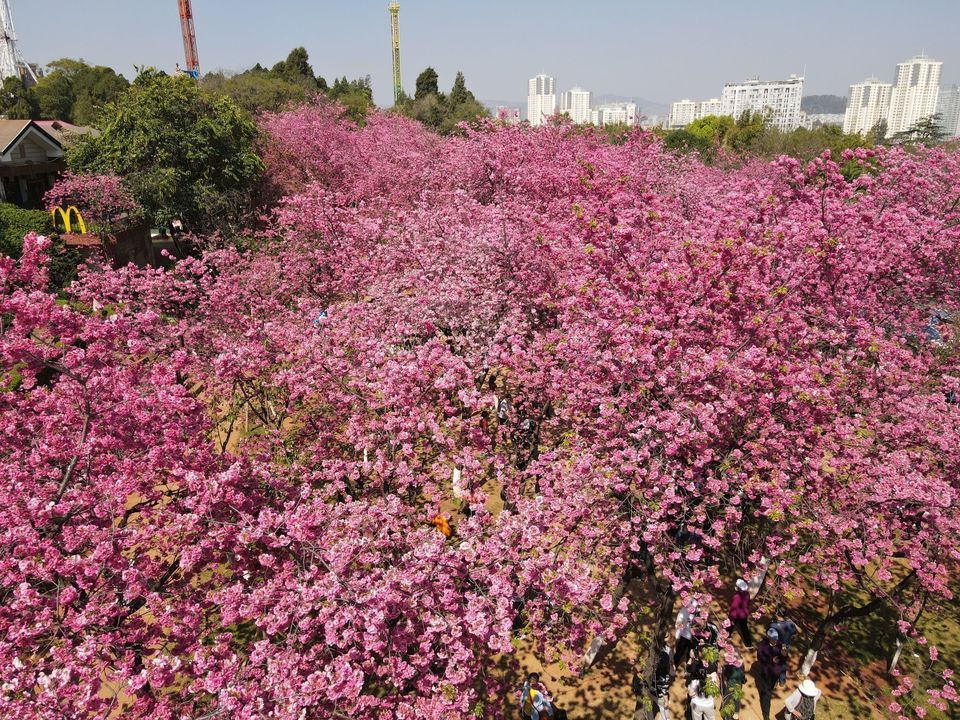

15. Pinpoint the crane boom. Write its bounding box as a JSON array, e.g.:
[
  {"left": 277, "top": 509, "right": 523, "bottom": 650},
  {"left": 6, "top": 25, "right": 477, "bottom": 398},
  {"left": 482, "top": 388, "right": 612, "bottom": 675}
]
[{"left": 178, "top": 0, "right": 200, "bottom": 79}]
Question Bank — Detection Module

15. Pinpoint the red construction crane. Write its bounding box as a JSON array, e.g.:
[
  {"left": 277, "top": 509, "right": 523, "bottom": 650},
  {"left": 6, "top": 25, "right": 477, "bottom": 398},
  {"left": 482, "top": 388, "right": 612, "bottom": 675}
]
[{"left": 178, "top": 0, "right": 200, "bottom": 79}]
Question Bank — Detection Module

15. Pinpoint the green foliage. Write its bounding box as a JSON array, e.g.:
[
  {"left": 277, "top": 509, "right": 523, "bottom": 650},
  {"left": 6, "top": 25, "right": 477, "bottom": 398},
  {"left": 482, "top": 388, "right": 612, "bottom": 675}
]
[
  {"left": 662, "top": 111, "right": 872, "bottom": 163},
  {"left": 202, "top": 71, "right": 307, "bottom": 114},
  {"left": 0, "top": 77, "right": 38, "bottom": 119},
  {"left": 892, "top": 114, "right": 948, "bottom": 146},
  {"left": 662, "top": 128, "right": 714, "bottom": 155},
  {"left": 0, "top": 204, "right": 78, "bottom": 289},
  {"left": 398, "top": 68, "right": 489, "bottom": 135},
  {"left": 270, "top": 47, "right": 326, "bottom": 91},
  {"left": 31, "top": 59, "right": 129, "bottom": 126},
  {"left": 752, "top": 123, "right": 870, "bottom": 159},
  {"left": 328, "top": 76, "right": 375, "bottom": 125},
  {"left": 31, "top": 72, "right": 73, "bottom": 121},
  {"left": 200, "top": 48, "right": 347, "bottom": 115},
  {"left": 0, "top": 204, "right": 52, "bottom": 258},
  {"left": 66, "top": 73, "right": 263, "bottom": 234},
  {"left": 415, "top": 67, "right": 439, "bottom": 101}
]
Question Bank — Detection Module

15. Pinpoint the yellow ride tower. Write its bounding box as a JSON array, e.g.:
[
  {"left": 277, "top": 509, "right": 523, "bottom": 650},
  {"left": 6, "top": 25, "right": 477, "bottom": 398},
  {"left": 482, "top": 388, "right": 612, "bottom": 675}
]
[{"left": 389, "top": 2, "right": 402, "bottom": 104}]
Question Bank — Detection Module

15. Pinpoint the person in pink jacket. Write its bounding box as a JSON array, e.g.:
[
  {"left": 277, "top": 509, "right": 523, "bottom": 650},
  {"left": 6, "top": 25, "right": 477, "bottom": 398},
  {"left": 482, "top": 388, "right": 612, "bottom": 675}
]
[{"left": 728, "top": 579, "right": 753, "bottom": 648}]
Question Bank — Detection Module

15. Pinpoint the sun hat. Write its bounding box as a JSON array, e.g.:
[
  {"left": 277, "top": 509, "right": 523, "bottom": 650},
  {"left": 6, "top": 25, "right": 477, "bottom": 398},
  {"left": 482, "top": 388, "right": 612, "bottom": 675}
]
[
  {"left": 766, "top": 628, "right": 779, "bottom": 640},
  {"left": 736, "top": 578, "right": 749, "bottom": 591},
  {"left": 799, "top": 679, "right": 819, "bottom": 696}
]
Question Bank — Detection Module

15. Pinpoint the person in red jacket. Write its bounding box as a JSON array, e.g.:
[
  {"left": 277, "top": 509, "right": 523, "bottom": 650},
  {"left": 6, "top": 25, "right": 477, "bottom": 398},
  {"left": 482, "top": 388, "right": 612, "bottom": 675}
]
[{"left": 729, "top": 578, "right": 753, "bottom": 648}]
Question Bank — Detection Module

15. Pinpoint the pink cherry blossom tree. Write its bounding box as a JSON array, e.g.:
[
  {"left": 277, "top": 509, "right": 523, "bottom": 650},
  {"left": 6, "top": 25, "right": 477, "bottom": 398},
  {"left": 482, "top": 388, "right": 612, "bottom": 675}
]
[{"left": 0, "top": 103, "right": 958, "bottom": 719}]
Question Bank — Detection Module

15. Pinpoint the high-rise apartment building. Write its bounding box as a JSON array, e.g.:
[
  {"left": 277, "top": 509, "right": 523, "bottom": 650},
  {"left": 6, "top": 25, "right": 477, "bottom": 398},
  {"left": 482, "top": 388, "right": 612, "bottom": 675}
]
[
  {"left": 669, "top": 99, "right": 699, "bottom": 128},
  {"left": 669, "top": 98, "right": 722, "bottom": 128},
  {"left": 527, "top": 74, "right": 556, "bottom": 127},
  {"left": 887, "top": 56, "right": 942, "bottom": 136},
  {"left": 720, "top": 75, "right": 804, "bottom": 131},
  {"left": 843, "top": 78, "right": 892, "bottom": 135},
  {"left": 560, "top": 87, "right": 593, "bottom": 124},
  {"left": 699, "top": 98, "right": 722, "bottom": 117},
  {"left": 936, "top": 85, "right": 960, "bottom": 139},
  {"left": 592, "top": 102, "right": 638, "bottom": 127}
]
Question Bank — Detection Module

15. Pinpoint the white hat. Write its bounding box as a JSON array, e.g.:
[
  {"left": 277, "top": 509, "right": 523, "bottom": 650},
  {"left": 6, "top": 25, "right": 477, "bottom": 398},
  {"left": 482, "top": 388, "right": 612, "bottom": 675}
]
[
  {"left": 799, "top": 679, "right": 820, "bottom": 697},
  {"left": 736, "top": 579, "right": 749, "bottom": 591}
]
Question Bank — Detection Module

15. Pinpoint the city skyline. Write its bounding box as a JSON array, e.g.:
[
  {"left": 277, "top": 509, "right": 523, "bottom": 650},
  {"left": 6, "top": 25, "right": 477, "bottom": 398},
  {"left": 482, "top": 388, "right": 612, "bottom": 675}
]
[{"left": 11, "top": 0, "right": 960, "bottom": 109}]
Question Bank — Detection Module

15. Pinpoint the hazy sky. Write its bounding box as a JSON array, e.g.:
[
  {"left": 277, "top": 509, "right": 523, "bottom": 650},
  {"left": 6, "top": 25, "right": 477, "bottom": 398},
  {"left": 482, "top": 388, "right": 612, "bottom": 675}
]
[{"left": 13, "top": 0, "right": 960, "bottom": 109}]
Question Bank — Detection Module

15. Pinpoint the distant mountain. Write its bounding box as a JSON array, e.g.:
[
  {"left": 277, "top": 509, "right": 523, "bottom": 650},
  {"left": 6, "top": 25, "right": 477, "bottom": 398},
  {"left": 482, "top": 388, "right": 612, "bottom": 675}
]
[{"left": 802, "top": 95, "right": 847, "bottom": 114}]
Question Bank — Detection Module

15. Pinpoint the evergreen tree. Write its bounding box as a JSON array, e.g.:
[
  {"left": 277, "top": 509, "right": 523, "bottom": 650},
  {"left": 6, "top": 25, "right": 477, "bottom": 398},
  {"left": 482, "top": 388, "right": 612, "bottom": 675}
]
[{"left": 415, "top": 67, "right": 439, "bottom": 101}]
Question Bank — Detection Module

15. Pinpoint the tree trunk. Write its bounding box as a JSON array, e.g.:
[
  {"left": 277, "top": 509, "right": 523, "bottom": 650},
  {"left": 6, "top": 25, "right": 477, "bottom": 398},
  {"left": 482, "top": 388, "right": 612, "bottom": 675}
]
[
  {"left": 889, "top": 594, "right": 926, "bottom": 674},
  {"left": 631, "top": 578, "right": 677, "bottom": 720},
  {"left": 580, "top": 561, "right": 643, "bottom": 675},
  {"left": 748, "top": 556, "right": 770, "bottom": 599},
  {"left": 801, "top": 571, "right": 916, "bottom": 678}
]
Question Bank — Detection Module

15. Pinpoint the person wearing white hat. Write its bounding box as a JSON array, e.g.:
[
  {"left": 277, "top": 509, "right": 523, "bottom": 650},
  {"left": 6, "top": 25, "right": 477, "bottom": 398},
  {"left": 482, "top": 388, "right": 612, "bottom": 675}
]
[
  {"left": 784, "top": 678, "right": 822, "bottom": 720},
  {"left": 728, "top": 578, "right": 753, "bottom": 648}
]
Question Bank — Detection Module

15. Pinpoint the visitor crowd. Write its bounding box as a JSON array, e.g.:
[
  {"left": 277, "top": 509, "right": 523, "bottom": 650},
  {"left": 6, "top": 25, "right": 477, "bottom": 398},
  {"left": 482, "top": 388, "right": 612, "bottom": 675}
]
[{"left": 519, "top": 578, "right": 823, "bottom": 720}]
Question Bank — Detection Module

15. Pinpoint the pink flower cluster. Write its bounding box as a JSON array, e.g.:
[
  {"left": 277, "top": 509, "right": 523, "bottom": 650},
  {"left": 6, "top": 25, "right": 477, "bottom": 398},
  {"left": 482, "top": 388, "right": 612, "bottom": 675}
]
[
  {"left": 1, "top": 104, "right": 959, "bottom": 718},
  {"left": 44, "top": 172, "right": 142, "bottom": 232}
]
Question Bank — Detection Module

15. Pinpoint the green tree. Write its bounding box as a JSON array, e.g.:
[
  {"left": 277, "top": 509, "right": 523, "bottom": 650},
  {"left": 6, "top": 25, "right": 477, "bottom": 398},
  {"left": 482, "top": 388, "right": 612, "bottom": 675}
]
[
  {"left": 31, "top": 72, "right": 75, "bottom": 121},
  {"left": 662, "top": 128, "right": 714, "bottom": 155},
  {"left": 686, "top": 114, "right": 736, "bottom": 147},
  {"left": 270, "top": 47, "right": 326, "bottom": 90},
  {"left": 29, "top": 60, "right": 123, "bottom": 125},
  {"left": 399, "top": 69, "right": 487, "bottom": 135},
  {"left": 0, "top": 77, "right": 37, "bottom": 119},
  {"left": 893, "top": 114, "right": 948, "bottom": 146},
  {"left": 328, "top": 76, "right": 375, "bottom": 124},
  {"left": 440, "top": 72, "right": 488, "bottom": 134},
  {"left": 67, "top": 72, "right": 263, "bottom": 235},
  {"left": 41, "top": 59, "right": 129, "bottom": 126},
  {"left": 0, "top": 204, "right": 79, "bottom": 289},
  {"left": 203, "top": 70, "right": 307, "bottom": 114},
  {"left": 415, "top": 67, "right": 439, "bottom": 101},
  {"left": 449, "top": 71, "right": 470, "bottom": 107}
]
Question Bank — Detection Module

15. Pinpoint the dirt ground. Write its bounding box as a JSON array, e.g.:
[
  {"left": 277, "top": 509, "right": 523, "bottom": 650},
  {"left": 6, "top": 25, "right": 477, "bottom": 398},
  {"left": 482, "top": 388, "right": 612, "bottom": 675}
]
[{"left": 506, "top": 579, "right": 895, "bottom": 720}]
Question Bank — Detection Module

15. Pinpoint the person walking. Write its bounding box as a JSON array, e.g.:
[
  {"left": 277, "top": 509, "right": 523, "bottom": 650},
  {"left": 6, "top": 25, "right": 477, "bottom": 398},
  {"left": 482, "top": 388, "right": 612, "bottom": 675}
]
[
  {"left": 729, "top": 579, "right": 753, "bottom": 648},
  {"left": 519, "top": 672, "right": 555, "bottom": 720},
  {"left": 756, "top": 628, "right": 786, "bottom": 720},
  {"left": 721, "top": 652, "right": 746, "bottom": 720},
  {"left": 650, "top": 634, "right": 675, "bottom": 720},
  {"left": 784, "top": 678, "right": 822, "bottom": 720},
  {"left": 768, "top": 617, "right": 798, "bottom": 683},
  {"left": 674, "top": 600, "right": 698, "bottom": 672},
  {"left": 688, "top": 673, "right": 718, "bottom": 720}
]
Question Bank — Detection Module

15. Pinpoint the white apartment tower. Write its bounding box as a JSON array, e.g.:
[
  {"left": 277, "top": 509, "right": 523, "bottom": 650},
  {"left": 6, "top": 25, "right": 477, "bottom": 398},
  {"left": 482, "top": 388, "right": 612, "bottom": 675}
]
[
  {"left": 560, "top": 87, "right": 593, "bottom": 124},
  {"left": 843, "top": 78, "right": 892, "bottom": 135},
  {"left": 720, "top": 75, "right": 805, "bottom": 131},
  {"left": 887, "top": 56, "right": 942, "bottom": 136},
  {"left": 527, "top": 74, "right": 557, "bottom": 127},
  {"left": 592, "top": 102, "right": 638, "bottom": 127},
  {"left": 700, "top": 98, "right": 722, "bottom": 117},
  {"left": 937, "top": 85, "right": 960, "bottom": 139},
  {"left": 669, "top": 98, "right": 722, "bottom": 128},
  {"left": 669, "top": 99, "right": 699, "bottom": 128}
]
